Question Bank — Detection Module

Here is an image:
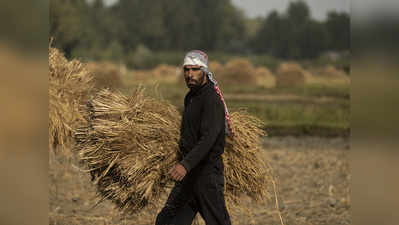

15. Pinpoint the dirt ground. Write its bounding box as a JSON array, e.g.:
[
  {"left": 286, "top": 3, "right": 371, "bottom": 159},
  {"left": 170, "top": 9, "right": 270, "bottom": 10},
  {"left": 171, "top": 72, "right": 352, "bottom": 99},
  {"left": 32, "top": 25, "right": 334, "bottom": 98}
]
[{"left": 49, "top": 136, "right": 350, "bottom": 225}]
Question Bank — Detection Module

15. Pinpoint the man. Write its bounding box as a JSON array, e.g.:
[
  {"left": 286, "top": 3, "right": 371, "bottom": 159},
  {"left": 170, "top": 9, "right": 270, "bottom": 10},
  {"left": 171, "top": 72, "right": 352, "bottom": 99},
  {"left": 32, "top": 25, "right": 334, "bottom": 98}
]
[{"left": 155, "top": 50, "right": 233, "bottom": 225}]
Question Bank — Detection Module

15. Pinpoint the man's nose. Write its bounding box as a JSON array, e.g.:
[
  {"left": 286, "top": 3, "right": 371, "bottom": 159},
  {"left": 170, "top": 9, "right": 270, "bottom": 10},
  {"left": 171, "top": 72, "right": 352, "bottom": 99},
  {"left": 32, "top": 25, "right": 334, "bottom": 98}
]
[{"left": 187, "top": 69, "right": 194, "bottom": 77}]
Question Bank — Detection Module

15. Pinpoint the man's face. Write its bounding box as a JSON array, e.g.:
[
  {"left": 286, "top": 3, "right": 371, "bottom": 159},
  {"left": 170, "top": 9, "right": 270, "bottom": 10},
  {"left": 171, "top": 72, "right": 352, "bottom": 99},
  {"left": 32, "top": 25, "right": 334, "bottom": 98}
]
[{"left": 183, "top": 65, "right": 205, "bottom": 89}]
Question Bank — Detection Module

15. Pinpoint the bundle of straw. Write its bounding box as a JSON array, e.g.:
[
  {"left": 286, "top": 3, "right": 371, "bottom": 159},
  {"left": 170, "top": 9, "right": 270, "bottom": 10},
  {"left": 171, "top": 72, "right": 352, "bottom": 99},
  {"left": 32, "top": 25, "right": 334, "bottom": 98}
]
[
  {"left": 221, "top": 58, "right": 257, "bottom": 84},
  {"left": 276, "top": 62, "right": 310, "bottom": 87},
  {"left": 255, "top": 67, "right": 276, "bottom": 88},
  {"left": 209, "top": 60, "right": 224, "bottom": 78},
  {"left": 49, "top": 47, "right": 93, "bottom": 151},
  {"left": 151, "top": 64, "right": 180, "bottom": 83},
  {"left": 87, "top": 61, "right": 124, "bottom": 90},
  {"left": 75, "top": 88, "right": 181, "bottom": 213},
  {"left": 75, "top": 88, "right": 273, "bottom": 215},
  {"left": 223, "top": 111, "right": 272, "bottom": 208}
]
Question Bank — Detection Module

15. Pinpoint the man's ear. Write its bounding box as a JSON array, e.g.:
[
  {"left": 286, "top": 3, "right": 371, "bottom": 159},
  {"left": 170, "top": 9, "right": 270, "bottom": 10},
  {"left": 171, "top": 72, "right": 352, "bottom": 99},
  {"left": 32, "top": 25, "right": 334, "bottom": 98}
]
[{"left": 203, "top": 71, "right": 207, "bottom": 81}]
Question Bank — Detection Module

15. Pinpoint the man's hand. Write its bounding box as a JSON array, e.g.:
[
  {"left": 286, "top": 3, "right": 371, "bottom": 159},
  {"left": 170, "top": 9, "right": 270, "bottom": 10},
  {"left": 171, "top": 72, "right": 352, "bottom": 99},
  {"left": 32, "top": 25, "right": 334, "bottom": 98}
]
[{"left": 169, "top": 164, "right": 187, "bottom": 181}]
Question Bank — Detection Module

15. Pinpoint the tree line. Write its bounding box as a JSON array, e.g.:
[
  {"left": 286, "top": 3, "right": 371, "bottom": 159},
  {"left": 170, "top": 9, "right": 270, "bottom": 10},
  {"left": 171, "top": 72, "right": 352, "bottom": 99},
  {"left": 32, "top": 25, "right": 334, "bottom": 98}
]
[{"left": 50, "top": 0, "right": 349, "bottom": 63}]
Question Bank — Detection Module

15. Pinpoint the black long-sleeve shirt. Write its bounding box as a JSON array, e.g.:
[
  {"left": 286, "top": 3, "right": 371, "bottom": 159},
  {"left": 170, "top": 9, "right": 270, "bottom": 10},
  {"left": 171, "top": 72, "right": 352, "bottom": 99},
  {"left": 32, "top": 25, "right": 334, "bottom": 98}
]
[{"left": 179, "top": 81, "right": 226, "bottom": 174}]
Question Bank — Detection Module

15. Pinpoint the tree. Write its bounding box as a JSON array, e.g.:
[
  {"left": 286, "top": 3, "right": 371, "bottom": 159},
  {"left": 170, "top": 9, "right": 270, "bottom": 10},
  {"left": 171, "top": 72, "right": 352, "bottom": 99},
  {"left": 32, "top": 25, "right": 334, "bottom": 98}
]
[
  {"left": 112, "top": 0, "right": 167, "bottom": 51},
  {"left": 287, "top": 0, "right": 311, "bottom": 26},
  {"left": 326, "top": 11, "right": 350, "bottom": 50},
  {"left": 50, "top": 0, "right": 92, "bottom": 57},
  {"left": 217, "top": 4, "right": 247, "bottom": 52},
  {"left": 252, "top": 10, "right": 303, "bottom": 58},
  {"left": 162, "top": 0, "right": 204, "bottom": 50},
  {"left": 252, "top": 10, "right": 280, "bottom": 53},
  {"left": 297, "top": 21, "right": 329, "bottom": 58}
]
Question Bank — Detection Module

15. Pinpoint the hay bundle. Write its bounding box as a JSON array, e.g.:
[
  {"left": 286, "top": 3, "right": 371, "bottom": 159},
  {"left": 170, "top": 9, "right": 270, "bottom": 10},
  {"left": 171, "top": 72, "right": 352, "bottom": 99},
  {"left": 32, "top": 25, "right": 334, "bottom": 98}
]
[
  {"left": 75, "top": 88, "right": 181, "bottom": 213},
  {"left": 223, "top": 111, "right": 272, "bottom": 207},
  {"left": 209, "top": 60, "right": 224, "bottom": 78},
  {"left": 126, "top": 69, "right": 153, "bottom": 85},
  {"left": 322, "top": 65, "right": 347, "bottom": 78},
  {"left": 75, "top": 89, "right": 273, "bottom": 215},
  {"left": 306, "top": 65, "right": 350, "bottom": 86},
  {"left": 152, "top": 64, "right": 179, "bottom": 77},
  {"left": 49, "top": 47, "right": 94, "bottom": 151},
  {"left": 221, "top": 58, "right": 257, "bottom": 84},
  {"left": 321, "top": 65, "right": 350, "bottom": 83},
  {"left": 276, "top": 62, "right": 311, "bottom": 87},
  {"left": 152, "top": 64, "right": 179, "bottom": 83},
  {"left": 255, "top": 67, "right": 276, "bottom": 88},
  {"left": 87, "top": 62, "right": 124, "bottom": 90}
]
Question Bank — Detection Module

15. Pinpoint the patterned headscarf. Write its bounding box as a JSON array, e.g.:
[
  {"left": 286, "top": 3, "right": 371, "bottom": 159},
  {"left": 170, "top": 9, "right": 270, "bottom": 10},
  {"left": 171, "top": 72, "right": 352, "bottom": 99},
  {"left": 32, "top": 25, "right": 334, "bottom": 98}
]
[{"left": 183, "top": 50, "right": 233, "bottom": 137}]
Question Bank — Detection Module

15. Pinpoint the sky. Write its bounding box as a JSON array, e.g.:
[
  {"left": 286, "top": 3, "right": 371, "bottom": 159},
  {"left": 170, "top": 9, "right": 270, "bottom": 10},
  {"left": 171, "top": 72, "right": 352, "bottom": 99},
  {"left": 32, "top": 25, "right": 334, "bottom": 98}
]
[{"left": 103, "top": 0, "right": 350, "bottom": 21}]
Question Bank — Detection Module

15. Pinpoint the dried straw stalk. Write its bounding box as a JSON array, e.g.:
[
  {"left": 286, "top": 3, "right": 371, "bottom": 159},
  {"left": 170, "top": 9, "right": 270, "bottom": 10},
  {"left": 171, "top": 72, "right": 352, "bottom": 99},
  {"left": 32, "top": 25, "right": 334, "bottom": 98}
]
[
  {"left": 75, "top": 88, "right": 181, "bottom": 213},
  {"left": 224, "top": 111, "right": 272, "bottom": 209},
  {"left": 75, "top": 88, "right": 273, "bottom": 215},
  {"left": 49, "top": 47, "right": 93, "bottom": 151}
]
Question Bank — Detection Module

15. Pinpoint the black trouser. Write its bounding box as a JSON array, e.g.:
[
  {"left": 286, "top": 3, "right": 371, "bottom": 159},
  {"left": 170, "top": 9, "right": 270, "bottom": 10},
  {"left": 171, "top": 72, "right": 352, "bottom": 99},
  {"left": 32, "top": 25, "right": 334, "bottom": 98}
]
[{"left": 155, "top": 168, "right": 231, "bottom": 225}]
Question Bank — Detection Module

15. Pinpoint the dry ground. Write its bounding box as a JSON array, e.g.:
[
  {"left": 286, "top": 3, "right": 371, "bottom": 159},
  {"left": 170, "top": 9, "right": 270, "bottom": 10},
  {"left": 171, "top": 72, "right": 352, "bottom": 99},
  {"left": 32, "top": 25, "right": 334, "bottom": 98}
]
[{"left": 49, "top": 137, "right": 350, "bottom": 225}]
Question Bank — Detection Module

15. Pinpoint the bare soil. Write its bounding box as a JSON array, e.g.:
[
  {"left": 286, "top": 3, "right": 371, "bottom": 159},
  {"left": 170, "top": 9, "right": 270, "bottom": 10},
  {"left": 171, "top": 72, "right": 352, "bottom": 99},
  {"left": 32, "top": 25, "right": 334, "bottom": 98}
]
[{"left": 49, "top": 137, "right": 350, "bottom": 225}]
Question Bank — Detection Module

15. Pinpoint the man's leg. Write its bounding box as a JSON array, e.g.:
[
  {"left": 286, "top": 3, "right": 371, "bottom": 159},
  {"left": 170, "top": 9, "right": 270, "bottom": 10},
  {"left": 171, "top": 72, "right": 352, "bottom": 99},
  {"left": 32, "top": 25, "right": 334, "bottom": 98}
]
[
  {"left": 156, "top": 203, "right": 197, "bottom": 225},
  {"left": 194, "top": 173, "right": 231, "bottom": 225},
  {"left": 155, "top": 180, "right": 198, "bottom": 225}
]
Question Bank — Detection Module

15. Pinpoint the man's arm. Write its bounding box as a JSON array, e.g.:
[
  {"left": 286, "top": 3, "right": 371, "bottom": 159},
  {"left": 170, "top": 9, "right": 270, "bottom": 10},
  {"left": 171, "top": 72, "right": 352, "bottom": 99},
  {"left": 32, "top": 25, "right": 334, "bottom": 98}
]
[{"left": 180, "top": 94, "right": 224, "bottom": 172}]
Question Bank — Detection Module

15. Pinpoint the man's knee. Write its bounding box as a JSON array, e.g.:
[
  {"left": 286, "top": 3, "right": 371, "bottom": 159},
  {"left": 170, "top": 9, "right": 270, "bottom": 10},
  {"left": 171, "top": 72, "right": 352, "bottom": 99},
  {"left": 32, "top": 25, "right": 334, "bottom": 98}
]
[
  {"left": 155, "top": 207, "right": 168, "bottom": 225},
  {"left": 156, "top": 206, "right": 177, "bottom": 225},
  {"left": 156, "top": 204, "right": 197, "bottom": 225}
]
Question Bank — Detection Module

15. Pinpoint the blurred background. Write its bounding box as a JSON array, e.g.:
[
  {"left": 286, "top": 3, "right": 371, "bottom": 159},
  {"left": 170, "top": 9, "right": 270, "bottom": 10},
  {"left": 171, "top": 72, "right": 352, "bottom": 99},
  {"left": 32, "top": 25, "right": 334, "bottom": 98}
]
[
  {"left": 51, "top": 0, "right": 350, "bottom": 68},
  {"left": 50, "top": 0, "right": 351, "bottom": 137}
]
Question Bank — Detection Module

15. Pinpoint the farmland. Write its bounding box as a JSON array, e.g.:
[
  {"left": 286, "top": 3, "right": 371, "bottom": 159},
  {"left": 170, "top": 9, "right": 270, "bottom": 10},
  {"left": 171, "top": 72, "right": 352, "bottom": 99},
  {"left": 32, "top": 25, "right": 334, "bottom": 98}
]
[
  {"left": 49, "top": 54, "right": 350, "bottom": 225},
  {"left": 49, "top": 136, "right": 350, "bottom": 225},
  {"left": 119, "top": 61, "right": 350, "bottom": 137}
]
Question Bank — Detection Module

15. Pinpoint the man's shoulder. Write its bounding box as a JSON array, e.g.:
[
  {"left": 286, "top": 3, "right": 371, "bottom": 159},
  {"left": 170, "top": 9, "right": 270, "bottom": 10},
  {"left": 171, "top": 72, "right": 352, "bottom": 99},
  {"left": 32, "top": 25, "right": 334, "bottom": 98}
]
[{"left": 203, "top": 85, "right": 223, "bottom": 106}]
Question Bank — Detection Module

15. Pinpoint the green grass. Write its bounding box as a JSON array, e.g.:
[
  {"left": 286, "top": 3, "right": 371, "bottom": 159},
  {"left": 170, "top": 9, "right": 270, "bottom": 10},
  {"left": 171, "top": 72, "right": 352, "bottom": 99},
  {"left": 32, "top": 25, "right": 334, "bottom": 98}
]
[
  {"left": 221, "top": 83, "right": 350, "bottom": 99},
  {"left": 120, "top": 77, "right": 350, "bottom": 136},
  {"left": 228, "top": 100, "right": 349, "bottom": 129},
  {"left": 301, "top": 83, "right": 350, "bottom": 99}
]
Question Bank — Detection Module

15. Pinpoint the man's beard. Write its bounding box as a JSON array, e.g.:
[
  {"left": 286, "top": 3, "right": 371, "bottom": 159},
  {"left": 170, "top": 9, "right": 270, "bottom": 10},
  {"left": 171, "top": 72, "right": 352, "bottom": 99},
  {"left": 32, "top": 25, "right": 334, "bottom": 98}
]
[{"left": 185, "top": 72, "right": 205, "bottom": 90}]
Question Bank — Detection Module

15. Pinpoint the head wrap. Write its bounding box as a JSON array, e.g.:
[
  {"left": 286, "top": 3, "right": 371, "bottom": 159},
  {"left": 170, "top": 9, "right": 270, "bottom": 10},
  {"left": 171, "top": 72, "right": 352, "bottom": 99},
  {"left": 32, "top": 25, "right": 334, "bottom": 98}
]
[
  {"left": 183, "top": 50, "right": 209, "bottom": 68},
  {"left": 183, "top": 50, "right": 233, "bottom": 137}
]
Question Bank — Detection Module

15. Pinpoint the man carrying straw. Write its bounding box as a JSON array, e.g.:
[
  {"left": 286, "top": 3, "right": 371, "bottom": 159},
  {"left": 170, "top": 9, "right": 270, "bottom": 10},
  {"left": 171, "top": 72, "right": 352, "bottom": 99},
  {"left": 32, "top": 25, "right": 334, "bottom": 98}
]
[{"left": 156, "top": 50, "right": 233, "bottom": 225}]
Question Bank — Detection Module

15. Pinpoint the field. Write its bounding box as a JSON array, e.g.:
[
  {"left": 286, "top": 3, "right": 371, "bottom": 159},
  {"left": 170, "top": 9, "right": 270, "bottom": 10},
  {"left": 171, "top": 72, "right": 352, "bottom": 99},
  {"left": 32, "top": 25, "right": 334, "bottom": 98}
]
[
  {"left": 49, "top": 55, "right": 350, "bottom": 225},
  {"left": 49, "top": 137, "right": 350, "bottom": 225},
  {"left": 120, "top": 64, "right": 350, "bottom": 137}
]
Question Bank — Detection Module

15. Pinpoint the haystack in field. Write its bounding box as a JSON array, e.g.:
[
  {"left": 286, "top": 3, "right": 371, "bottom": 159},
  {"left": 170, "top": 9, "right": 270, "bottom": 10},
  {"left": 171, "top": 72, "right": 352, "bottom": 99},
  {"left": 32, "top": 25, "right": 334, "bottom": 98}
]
[
  {"left": 322, "top": 65, "right": 347, "bottom": 78},
  {"left": 75, "top": 89, "right": 273, "bottom": 215},
  {"left": 255, "top": 67, "right": 276, "bottom": 88},
  {"left": 276, "top": 62, "right": 311, "bottom": 87},
  {"left": 87, "top": 62, "right": 124, "bottom": 90},
  {"left": 209, "top": 60, "right": 224, "bottom": 78},
  {"left": 49, "top": 47, "right": 94, "bottom": 151},
  {"left": 307, "top": 65, "right": 350, "bottom": 86},
  {"left": 221, "top": 58, "right": 257, "bottom": 84},
  {"left": 321, "top": 65, "right": 350, "bottom": 83},
  {"left": 152, "top": 64, "right": 179, "bottom": 83}
]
